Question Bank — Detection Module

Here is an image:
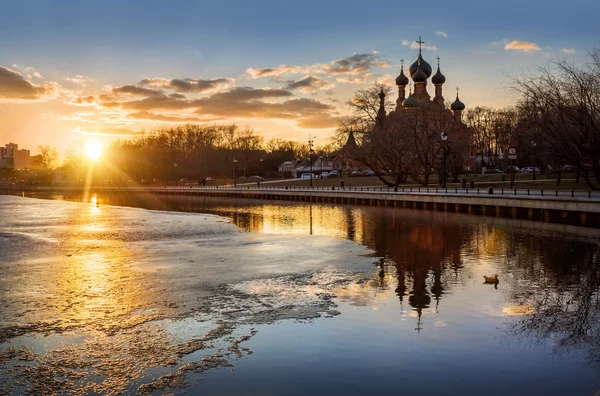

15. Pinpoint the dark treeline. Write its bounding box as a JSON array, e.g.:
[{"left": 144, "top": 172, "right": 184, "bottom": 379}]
[{"left": 59, "top": 124, "right": 338, "bottom": 184}]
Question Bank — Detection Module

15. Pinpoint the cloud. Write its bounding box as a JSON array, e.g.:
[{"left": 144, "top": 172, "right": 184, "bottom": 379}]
[
  {"left": 402, "top": 40, "right": 410, "bottom": 46},
  {"left": 127, "top": 111, "right": 209, "bottom": 123},
  {"left": 296, "top": 113, "right": 345, "bottom": 129},
  {"left": 64, "top": 75, "right": 93, "bottom": 86},
  {"left": 56, "top": 111, "right": 97, "bottom": 123},
  {"left": 193, "top": 92, "right": 332, "bottom": 120},
  {"left": 112, "top": 85, "right": 163, "bottom": 97},
  {"left": 335, "top": 75, "right": 370, "bottom": 84},
  {"left": 561, "top": 48, "right": 576, "bottom": 54},
  {"left": 248, "top": 52, "right": 389, "bottom": 82},
  {"left": 321, "top": 52, "right": 391, "bottom": 76},
  {"left": 504, "top": 40, "right": 541, "bottom": 52},
  {"left": 409, "top": 42, "right": 437, "bottom": 51},
  {"left": 105, "top": 95, "right": 194, "bottom": 111},
  {"left": 12, "top": 65, "right": 43, "bottom": 79},
  {"left": 283, "top": 76, "right": 334, "bottom": 93},
  {"left": 71, "top": 126, "right": 137, "bottom": 137},
  {"left": 94, "top": 84, "right": 336, "bottom": 127},
  {"left": 139, "top": 77, "right": 232, "bottom": 93},
  {"left": 0, "top": 66, "right": 56, "bottom": 100},
  {"left": 247, "top": 65, "right": 305, "bottom": 79},
  {"left": 436, "top": 31, "right": 448, "bottom": 38}
]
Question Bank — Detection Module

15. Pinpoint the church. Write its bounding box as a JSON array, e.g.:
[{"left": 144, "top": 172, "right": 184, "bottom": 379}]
[
  {"left": 333, "top": 37, "right": 473, "bottom": 181},
  {"left": 379, "top": 36, "right": 468, "bottom": 132}
]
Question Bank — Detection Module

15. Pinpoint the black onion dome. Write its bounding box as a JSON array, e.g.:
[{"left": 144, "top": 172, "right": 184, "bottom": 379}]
[
  {"left": 409, "top": 55, "right": 432, "bottom": 78},
  {"left": 403, "top": 93, "right": 417, "bottom": 107},
  {"left": 412, "top": 63, "right": 427, "bottom": 83},
  {"left": 432, "top": 65, "right": 446, "bottom": 85},
  {"left": 395, "top": 67, "right": 409, "bottom": 86},
  {"left": 451, "top": 95, "right": 465, "bottom": 111}
]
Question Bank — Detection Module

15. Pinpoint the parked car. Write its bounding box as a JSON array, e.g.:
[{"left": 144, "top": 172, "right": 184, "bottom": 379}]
[
  {"left": 320, "top": 172, "right": 329, "bottom": 178},
  {"left": 249, "top": 175, "right": 263, "bottom": 180},
  {"left": 327, "top": 170, "right": 340, "bottom": 178},
  {"left": 504, "top": 166, "right": 521, "bottom": 173},
  {"left": 360, "top": 169, "right": 375, "bottom": 176},
  {"left": 351, "top": 170, "right": 362, "bottom": 177},
  {"left": 300, "top": 173, "right": 312, "bottom": 179},
  {"left": 484, "top": 168, "right": 503, "bottom": 174},
  {"left": 521, "top": 167, "right": 540, "bottom": 174}
]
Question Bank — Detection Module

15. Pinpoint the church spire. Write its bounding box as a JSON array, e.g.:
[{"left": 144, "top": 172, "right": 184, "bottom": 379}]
[
  {"left": 376, "top": 88, "right": 386, "bottom": 127},
  {"left": 395, "top": 59, "right": 409, "bottom": 110},
  {"left": 432, "top": 56, "right": 446, "bottom": 105}
]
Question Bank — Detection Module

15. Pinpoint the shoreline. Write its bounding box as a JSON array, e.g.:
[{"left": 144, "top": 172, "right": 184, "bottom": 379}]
[{"left": 3, "top": 185, "right": 600, "bottom": 228}]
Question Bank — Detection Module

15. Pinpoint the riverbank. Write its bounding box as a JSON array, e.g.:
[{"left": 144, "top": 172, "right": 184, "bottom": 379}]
[{"left": 3, "top": 185, "right": 600, "bottom": 227}]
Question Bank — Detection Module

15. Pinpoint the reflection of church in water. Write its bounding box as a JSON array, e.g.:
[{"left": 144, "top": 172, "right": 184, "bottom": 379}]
[{"left": 353, "top": 208, "right": 466, "bottom": 333}]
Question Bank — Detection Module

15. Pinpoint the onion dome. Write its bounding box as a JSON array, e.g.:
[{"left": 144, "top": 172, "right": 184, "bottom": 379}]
[
  {"left": 451, "top": 89, "right": 465, "bottom": 111},
  {"left": 403, "top": 88, "right": 417, "bottom": 107},
  {"left": 432, "top": 57, "right": 446, "bottom": 85},
  {"left": 395, "top": 61, "right": 409, "bottom": 86},
  {"left": 409, "top": 54, "right": 432, "bottom": 78},
  {"left": 412, "top": 61, "right": 427, "bottom": 83}
]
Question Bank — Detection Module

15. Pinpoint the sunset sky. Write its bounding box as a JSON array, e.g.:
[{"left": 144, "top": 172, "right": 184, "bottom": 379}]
[{"left": 0, "top": 0, "right": 597, "bottom": 155}]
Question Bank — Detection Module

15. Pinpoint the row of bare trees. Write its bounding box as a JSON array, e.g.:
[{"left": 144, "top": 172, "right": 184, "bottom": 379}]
[
  {"left": 512, "top": 48, "right": 600, "bottom": 189},
  {"left": 55, "top": 124, "right": 338, "bottom": 183}
]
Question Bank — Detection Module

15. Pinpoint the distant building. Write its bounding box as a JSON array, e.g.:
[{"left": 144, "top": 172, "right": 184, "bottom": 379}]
[
  {"left": 0, "top": 143, "right": 32, "bottom": 169},
  {"left": 333, "top": 131, "right": 361, "bottom": 177},
  {"left": 15, "top": 149, "right": 31, "bottom": 169},
  {"left": 278, "top": 160, "right": 298, "bottom": 178}
]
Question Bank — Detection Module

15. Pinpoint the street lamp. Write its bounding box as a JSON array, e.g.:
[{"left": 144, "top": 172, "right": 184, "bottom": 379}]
[
  {"left": 440, "top": 131, "right": 448, "bottom": 189},
  {"left": 531, "top": 141, "right": 537, "bottom": 180},
  {"left": 308, "top": 135, "right": 314, "bottom": 188},
  {"left": 233, "top": 158, "right": 238, "bottom": 187}
]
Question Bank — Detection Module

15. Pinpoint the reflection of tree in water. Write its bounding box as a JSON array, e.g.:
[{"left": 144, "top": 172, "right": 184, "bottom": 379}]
[{"left": 505, "top": 236, "right": 600, "bottom": 368}]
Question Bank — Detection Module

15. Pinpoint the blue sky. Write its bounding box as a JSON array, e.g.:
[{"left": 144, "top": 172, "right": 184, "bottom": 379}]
[{"left": 0, "top": 0, "right": 598, "bottom": 152}]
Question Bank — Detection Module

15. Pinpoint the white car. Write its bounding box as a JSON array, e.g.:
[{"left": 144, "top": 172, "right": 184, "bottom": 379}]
[
  {"left": 320, "top": 172, "right": 329, "bottom": 178},
  {"left": 300, "top": 173, "right": 312, "bottom": 179}
]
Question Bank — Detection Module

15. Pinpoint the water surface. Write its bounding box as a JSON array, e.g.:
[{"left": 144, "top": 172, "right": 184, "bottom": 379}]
[{"left": 1, "top": 192, "right": 599, "bottom": 395}]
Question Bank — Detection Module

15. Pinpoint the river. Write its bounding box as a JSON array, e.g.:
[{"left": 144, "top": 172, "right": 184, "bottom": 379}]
[{"left": 1, "top": 192, "right": 599, "bottom": 395}]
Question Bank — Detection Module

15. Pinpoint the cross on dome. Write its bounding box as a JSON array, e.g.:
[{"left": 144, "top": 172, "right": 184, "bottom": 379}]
[{"left": 415, "top": 36, "right": 425, "bottom": 55}]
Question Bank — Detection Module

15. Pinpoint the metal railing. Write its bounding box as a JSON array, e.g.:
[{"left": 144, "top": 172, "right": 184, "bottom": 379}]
[{"left": 13, "top": 184, "right": 596, "bottom": 199}]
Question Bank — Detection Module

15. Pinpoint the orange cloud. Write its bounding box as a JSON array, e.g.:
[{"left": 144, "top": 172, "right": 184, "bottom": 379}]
[
  {"left": 504, "top": 40, "right": 541, "bottom": 52},
  {"left": 0, "top": 66, "right": 56, "bottom": 100}
]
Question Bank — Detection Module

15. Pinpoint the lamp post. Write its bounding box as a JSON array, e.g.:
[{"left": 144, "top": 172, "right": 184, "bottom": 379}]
[
  {"left": 308, "top": 135, "right": 314, "bottom": 188},
  {"left": 173, "top": 162, "right": 177, "bottom": 186},
  {"left": 440, "top": 131, "right": 448, "bottom": 189},
  {"left": 531, "top": 141, "right": 537, "bottom": 180},
  {"left": 233, "top": 158, "right": 238, "bottom": 187}
]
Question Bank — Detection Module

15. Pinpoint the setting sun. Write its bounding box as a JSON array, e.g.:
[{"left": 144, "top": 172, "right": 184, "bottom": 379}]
[{"left": 84, "top": 139, "right": 103, "bottom": 161}]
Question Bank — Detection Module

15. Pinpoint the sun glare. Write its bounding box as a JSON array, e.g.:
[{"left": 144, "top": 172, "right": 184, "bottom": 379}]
[{"left": 84, "top": 139, "right": 103, "bottom": 161}]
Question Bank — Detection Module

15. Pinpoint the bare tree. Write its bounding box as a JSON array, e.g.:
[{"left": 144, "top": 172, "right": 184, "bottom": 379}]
[
  {"left": 512, "top": 49, "right": 600, "bottom": 189},
  {"left": 347, "top": 83, "right": 395, "bottom": 125},
  {"left": 37, "top": 144, "right": 58, "bottom": 170}
]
